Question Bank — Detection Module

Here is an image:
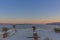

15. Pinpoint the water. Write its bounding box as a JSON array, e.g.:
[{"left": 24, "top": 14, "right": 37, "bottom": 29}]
[{"left": 0, "top": 24, "right": 59, "bottom": 29}]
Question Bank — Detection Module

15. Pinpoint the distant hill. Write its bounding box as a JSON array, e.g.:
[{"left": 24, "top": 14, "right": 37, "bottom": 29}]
[{"left": 46, "top": 22, "right": 60, "bottom": 26}]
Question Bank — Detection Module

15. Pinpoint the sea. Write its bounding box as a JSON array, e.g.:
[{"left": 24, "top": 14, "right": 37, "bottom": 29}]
[{"left": 0, "top": 24, "right": 59, "bottom": 29}]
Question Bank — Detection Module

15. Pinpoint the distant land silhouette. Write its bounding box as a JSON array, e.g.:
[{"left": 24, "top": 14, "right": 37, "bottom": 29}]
[{"left": 46, "top": 22, "right": 60, "bottom": 26}]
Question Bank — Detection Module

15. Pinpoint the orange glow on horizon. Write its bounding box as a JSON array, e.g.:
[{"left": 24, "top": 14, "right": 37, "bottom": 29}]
[{"left": 0, "top": 18, "right": 60, "bottom": 24}]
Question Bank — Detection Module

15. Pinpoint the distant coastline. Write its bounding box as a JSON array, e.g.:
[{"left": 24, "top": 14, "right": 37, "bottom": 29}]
[{"left": 46, "top": 22, "right": 60, "bottom": 26}]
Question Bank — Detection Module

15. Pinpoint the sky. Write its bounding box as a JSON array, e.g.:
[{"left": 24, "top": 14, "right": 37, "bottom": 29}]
[{"left": 0, "top": 0, "right": 60, "bottom": 24}]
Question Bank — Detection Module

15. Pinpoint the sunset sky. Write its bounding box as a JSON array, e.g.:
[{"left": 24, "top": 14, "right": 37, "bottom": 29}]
[{"left": 0, "top": 0, "right": 60, "bottom": 24}]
